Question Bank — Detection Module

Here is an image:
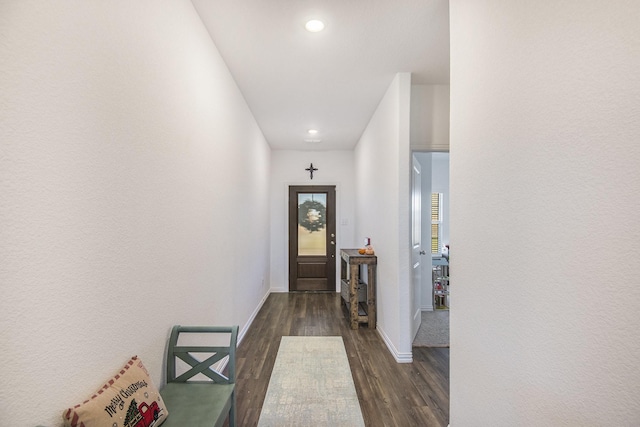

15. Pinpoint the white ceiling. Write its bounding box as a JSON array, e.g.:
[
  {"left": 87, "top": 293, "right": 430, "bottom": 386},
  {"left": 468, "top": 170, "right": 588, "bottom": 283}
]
[{"left": 191, "top": 0, "right": 450, "bottom": 151}]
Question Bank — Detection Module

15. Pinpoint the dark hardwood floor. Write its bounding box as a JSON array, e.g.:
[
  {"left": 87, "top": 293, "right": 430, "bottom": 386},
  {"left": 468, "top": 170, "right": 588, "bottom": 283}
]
[{"left": 234, "top": 292, "right": 449, "bottom": 426}]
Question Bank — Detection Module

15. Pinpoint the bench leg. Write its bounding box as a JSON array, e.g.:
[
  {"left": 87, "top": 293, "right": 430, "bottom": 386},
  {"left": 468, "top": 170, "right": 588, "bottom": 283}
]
[{"left": 230, "top": 390, "right": 236, "bottom": 427}]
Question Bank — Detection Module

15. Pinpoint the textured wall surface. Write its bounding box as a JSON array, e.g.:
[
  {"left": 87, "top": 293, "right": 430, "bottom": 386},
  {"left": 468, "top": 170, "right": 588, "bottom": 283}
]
[
  {"left": 0, "top": 1, "right": 270, "bottom": 426},
  {"left": 410, "top": 84, "right": 450, "bottom": 151},
  {"left": 355, "top": 73, "right": 413, "bottom": 362},
  {"left": 450, "top": 0, "right": 640, "bottom": 424}
]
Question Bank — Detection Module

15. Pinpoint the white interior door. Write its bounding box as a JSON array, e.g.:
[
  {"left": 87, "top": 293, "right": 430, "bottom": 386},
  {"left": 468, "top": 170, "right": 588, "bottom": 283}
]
[{"left": 411, "top": 155, "right": 422, "bottom": 340}]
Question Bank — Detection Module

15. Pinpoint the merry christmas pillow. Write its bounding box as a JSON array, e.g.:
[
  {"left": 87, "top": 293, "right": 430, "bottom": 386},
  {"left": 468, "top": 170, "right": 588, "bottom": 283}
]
[{"left": 62, "top": 356, "right": 168, "bottom": 427}]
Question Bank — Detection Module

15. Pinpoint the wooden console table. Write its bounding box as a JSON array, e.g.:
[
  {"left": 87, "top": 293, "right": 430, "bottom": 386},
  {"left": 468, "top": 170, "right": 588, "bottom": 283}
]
[{"left": 340, "top": 249, "right": 377, "bottom": 329}]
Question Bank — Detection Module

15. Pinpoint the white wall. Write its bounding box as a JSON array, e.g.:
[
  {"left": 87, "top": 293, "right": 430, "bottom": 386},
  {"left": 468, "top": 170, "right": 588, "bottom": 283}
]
[
  {"left": 0, "top": 1, "right": 271, "bottom": 426},
  {"left": 410, "top": 84, "right": 450, "bottom": 151},
  {"left": 355, "top": 73, "right": 413, "bottom": 362},
  {"left": 450, "top": 1, "right": 640, "bottom": 425},
  {"left": 269, "top": 150, "right": 356, "bottom": 292}
]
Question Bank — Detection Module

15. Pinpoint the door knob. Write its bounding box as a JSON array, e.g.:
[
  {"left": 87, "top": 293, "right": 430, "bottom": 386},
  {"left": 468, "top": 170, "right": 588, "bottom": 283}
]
[
  {"left": 419, "top": 250, "right": 426, "bottom": 255},
  {"left": 330, "top": 241, "right": 335, "bottom": 245}
]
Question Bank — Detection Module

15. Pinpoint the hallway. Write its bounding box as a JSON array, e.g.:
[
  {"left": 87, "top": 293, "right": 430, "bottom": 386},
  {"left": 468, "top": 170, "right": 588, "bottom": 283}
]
[{"left": 235, "top": 293, "right": 450, "bottom": 426}]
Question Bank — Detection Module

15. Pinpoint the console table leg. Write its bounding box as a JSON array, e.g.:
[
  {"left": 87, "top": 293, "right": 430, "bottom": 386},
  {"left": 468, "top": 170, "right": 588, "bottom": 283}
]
[
  {"left": 349, "top": 264, "right": 359, "bottom": 330},
  {"left": 367, "top": 264, "right": 376, "bottom": 329}
]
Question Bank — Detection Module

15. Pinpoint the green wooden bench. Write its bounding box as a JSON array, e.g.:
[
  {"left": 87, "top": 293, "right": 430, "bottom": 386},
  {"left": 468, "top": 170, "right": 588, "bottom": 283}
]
[{"left": 160, "top": 325, "right": 238, "bottom": 427}]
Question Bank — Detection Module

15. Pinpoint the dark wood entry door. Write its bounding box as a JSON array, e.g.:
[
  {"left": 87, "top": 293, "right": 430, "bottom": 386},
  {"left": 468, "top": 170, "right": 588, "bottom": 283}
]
[{"left": 289, "top": 186, "right": 336, "bottom": 291}]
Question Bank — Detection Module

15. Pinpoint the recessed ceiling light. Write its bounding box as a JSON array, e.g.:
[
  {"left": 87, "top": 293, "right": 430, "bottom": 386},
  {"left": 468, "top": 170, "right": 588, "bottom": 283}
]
[
  {"left": 308, "top": 129, "right": 319, "bottom": 135},
  {"left": 305, "top": 19, "right": 325, "bottom": 32}
]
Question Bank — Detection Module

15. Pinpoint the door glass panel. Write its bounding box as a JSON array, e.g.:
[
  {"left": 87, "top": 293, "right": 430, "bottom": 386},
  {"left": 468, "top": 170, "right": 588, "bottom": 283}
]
[{"left": 297, "top": 193, "right": 327, "bottom": 256}]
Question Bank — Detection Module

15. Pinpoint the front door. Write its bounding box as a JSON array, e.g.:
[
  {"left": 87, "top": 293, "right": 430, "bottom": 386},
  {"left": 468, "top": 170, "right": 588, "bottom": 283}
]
[{"left": 288, "top": 186, "right": 336, "bottom": 291}]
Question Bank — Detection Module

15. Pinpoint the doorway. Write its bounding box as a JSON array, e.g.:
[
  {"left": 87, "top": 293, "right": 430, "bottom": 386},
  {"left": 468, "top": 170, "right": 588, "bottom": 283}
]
[
  {"left": 412, "top": 152, "right": 450, "bottom": 347},
  {"left": 412, "top": 152, "right": 450, "bottom": 310},
  {"left": 288, "top": 186, "right": 336, "bottom": 291}
]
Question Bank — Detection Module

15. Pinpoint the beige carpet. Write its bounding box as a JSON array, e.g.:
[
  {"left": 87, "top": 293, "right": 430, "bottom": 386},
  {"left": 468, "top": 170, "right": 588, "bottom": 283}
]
[
  {"left": 413, "top": 309, "right": 450, "bottom": 347},
  {"left": 257, "top": 336, "right": 365, "bottom": 427}
]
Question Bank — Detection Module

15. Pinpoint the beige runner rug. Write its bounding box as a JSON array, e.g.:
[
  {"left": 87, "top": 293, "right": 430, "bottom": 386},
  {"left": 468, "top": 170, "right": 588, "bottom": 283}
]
[{"left": 257, "top": 336, "right": 365, "bottom": 427}]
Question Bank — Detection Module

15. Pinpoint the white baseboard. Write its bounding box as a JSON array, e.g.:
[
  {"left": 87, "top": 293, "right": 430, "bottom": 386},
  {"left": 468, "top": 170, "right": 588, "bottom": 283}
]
[
  {"left": 377, "top": 325, "right": 413, "bottom": 363},
  {"left": 238, "top": 290, "right": 270, "bottom": 346}
]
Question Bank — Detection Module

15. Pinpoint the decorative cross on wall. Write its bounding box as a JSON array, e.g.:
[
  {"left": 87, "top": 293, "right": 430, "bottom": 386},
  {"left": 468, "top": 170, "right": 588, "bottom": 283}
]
[{"left": 305, "top": 163, "right": 318, "bottom": 180}]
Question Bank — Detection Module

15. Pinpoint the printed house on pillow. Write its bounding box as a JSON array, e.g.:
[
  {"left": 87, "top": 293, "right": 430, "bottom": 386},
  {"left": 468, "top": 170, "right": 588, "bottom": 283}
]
[{"left": 62, "top": 356, "right": 168, "bottom": 427}]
